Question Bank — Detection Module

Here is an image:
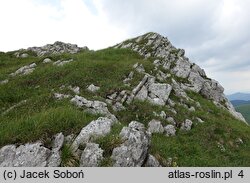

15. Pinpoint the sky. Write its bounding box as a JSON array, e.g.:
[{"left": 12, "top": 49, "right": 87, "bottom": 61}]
[{"left": 0, "top": 0, "right": 249, "bottom": 94}]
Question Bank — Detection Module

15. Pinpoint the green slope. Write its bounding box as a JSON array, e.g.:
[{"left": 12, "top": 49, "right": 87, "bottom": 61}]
[
  {"left": 0, "top": 48, "right": 250, "bottom": 167},
  {"left": 236, "top": 104, "right": 250, "bottom": 124}
]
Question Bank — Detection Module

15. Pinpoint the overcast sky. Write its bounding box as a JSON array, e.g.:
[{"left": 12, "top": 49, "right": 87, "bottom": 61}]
[{"left": 0, "top": 0, "right": 249, "bottom": 94}]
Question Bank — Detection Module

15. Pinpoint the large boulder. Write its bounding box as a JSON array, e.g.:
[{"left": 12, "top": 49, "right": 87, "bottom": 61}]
[
  {"left": 0, "top": 142, "right": 50, "bottom": 167},
  {"left": 80, "top": 143, "right": 104, "bottom": 167},
  {"left": 71, "top": 117, "right": 116, "bottom": 152},
  {"left": 111, "top": 121, "right": 150, "bottom": 167}
]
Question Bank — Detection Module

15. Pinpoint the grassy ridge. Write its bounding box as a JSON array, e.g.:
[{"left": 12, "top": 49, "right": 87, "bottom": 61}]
[{"left": 0, "top": 48, "right": 250, "bottom": 166}]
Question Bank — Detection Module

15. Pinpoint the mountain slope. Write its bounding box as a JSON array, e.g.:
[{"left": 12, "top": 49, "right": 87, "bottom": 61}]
[{"left": 0, "top": 32, "right": 249, "bottom": 167}]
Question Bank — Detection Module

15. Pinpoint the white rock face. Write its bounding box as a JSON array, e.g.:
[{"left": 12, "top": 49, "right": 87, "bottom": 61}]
[
  {"left": 20, "top": 53, "right": 29, "bottom": 58},
  {"left": 43, "top": 58, "right": 52, "bottom": 63},
  {"left": 147, "top": 119, "right": 164, "bottom": 134},
  {"left": 71, "top": 117, "right": 116, "bottom": 152},
  {"left": 116, "top": 32, "right": 247, "bottom": 123},
  {"left": 87, "top": 84, "right": 100, "bottom": 93},
  {"left": 80, "top": 143, "right": 104, "bottom": 167},
  {"left": 164, "top": 125, "right": 176, "bottom": 136},
  {"left": 47, "top": 133, "right": 64, "bottom": 167},
  {"left": 54, "top": 93, "right": 71, "bottom": 100},
  {"left": 181, "top": 119, "right": 193, "bottom": 131},
  {"left": 10, "top": 63, "right": 37, "bottom": 76},
  {"left": 71, "top": 95, "right": 117, "bottom": 122},
  {"left": 0, "top": 79, "right": 9, "bottom": 85},
  {"left": 27, "top": 41, "right": 88, "bottom": 57},
  {"left": 111, "top": 121, "right": 150, "bottom": 167},
  {"left": 145, "top": 154, "right": 161, "bottom": 167},
  {"left": 0, "top": 142, "right": 50, "bottom": 167},
  {"left": 133, "top": 75, "right": 172, "bottom": 106},
  {"left": 53, "top": 59, "right": 74, "bottom": 66}
]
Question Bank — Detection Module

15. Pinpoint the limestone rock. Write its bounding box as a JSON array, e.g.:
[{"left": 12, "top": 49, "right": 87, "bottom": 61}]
[
  {"left": 69, "top": 86, "right": 80, "bottom": 94},
  {"left": 166, "top": 117, "right": 176, "bottom": 125},
  {"left": 87, "top": 84, "right": 100, "bottom": 93},
  {"left": 72, "top": 117, "right": 115, "bottom": 151},
  {"left": 181, "top": 119, "right": 193, "bottom": 131},
  {"left": 80, "top": 143, "right": 103, "bottom": 167},
  {"left": 0, "top": 79, "right": 9, "bottom": 85},
  {"left": 43, "top": 58, "right": 52, "bottom": 63},
  {"left": 71, "top": 95, "right": 117, "bottom": 122},
  {"left": 27, "top": 41, "right": 88, "bottom": 57},
  {"left": 133, "top": 74, "right": 172, "bottom": 106},
  {"left": 47, "top": 133, "right": 64, "bottom": 167},
  {"left": 53, "top": 59, "right": 74, "bottom": 66},
  {"left": 164, "top": 125, "right": 176, "bottom": 136},
  {"left": 145, "top": 154, "right": 161, "bottom": 167},
  {"left": 0, "top": 142, "right": 50, "bottom": 167},
  {"left": 54, "top": 93, "right": 71, "bottom": 100},
  {"left": 111, "top": 121, "right": 150, "bottom": 167},
  {"left": 196, "top": 117, "right": 204, "bottom": 123},
  {"left": 10, "top": 63, "right": 36, "bottom": 76},
  {"left": 20, "top": 53, "right": 29, "bottom": 58},
  {"left": 147, "top": 119, "right": 164, "bottom": 134}
]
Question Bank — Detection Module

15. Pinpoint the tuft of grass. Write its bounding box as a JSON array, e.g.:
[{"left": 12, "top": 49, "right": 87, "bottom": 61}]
[{"left": 60, "top": 144, "right": 79, "bottom": 167}]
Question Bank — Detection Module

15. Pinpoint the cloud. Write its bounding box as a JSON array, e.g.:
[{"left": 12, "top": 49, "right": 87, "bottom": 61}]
[
  {"left": 98, "top": 0, "right": 250, "bottom": 93},
  {"left": 0, "top": 0, "right": 127, "bottom": 51}
]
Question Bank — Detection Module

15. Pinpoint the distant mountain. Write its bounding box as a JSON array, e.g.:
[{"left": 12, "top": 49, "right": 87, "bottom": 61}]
[
  {"left": 231, "top": 100, "right": 250, "bottom": 107},
  {"left": 227, "top": 92, "right": 250, "bottom": 101}
]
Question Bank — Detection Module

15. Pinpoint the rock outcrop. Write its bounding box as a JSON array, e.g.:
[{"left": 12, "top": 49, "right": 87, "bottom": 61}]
[
  {"left": 111, "top": 121, "right": 150, "bottom": 167},
  {"left": 116, "top": 32, "right": 246, "bottom": 123},
  {"left": 27, "top": 41, "right": 88, "bottom": 57}
]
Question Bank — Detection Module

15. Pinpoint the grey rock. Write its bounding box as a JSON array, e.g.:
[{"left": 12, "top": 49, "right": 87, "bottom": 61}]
[
  {"left": 164, "top": 125, "right": 176, "bottom": 136},
  {"left": 10, "top": 63, "right": 37, "bottom": 76},
  {"left": 0, "top": 142, "right": 50, "bottom": 167},
  {"left": 181, "top": 119, "right": 193, "bottom": 131},
  {"left": 166, "top": 117, "right": 176, "bottom": 125},
  {"left": 145, "top": 154, "right": 161, "bottom": 167},
  {"left": 53, "top": 59, "right": 74, "bottom": 66},
  {"left": 47, "top": 133, "right": 64, "bottom": 167},
  {"left": 20, "top": 53, "right": 29, "bottom": 58},
  {"left": 54, "top": 93, "right": 71, "bottom": 100},
  {"left": 111, "top": 121, "right": 150, "bottom": 167},
  {"left": 148, "top": 119, "right": 164, "bottom": 134},
  {"left": 87, "top": 84, "right": 100, "bottom": 93},
  {"left": 112, "top": 102, "right": 125, "bottom": 111},
  {"left": 133, "top": 63, "right": 145, "bottom": 73},
  {"left": 43, "top": 58, "right": 52, "bottom": 63},
  {"left": 167, "top": 99, "right": 176, "bottom": 107},
  {"left": 196, "top": 117, "right": 204, "bottom": 123},
  {"left": 69, "top": 85, "right": 80, "bottom": 94},
  {"left": 171, "top": 58, "right": 191, "bottom": 79},
  {"left": 27, "top": 41, "right": 88, "bottom": 57},
  {"left": 133, "top": 74, "right": 172, "bottom": 106},
  {"left": 80, "top": 143, "right": 103, "bottom": 167},
  {"left": 189, "top": 106, "right": 196, "bottom": 112},
  {"left": 0, "top": 79, "right": 9, "bottom": 85},
  {"left": 71, "top": 95, "right": 117, "bottom": 122},
  {"left": 72, "top": 117, "right": 115, "bottom": 152}
]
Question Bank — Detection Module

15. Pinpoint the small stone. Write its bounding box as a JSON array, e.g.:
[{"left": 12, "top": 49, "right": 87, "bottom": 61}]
[
  {"left": 54, "top": 93, "right": 71, "bottom": 100},
  {"left": 181, "top": 119, "right": 193, "bottom": 131},
  {"left": 189, "top": 106, "right": 195, "bottom": 112},
  {"left": 69, "top": 86, "right": 80, "bottom": 94},
  {"left": 43, "top": 58, "right": 52, "bottom": 63},
  {"left": 235, "top": 138, "right": 244, "bottom": 145},
  {"left": 196, "top": 117, "right": 204, "bottom": 123},
  {"left": 0, "top": 79, "right": 9, "bottom": 85},
  {"left": 20, "top": 53, "right": 29, "bottom": 58},
  {"left": 166, "top": 117, "right": 176, "bottom": 125},
  {"left": 80, "top": 143, "right": 104, "bottom": 167},
  {"left": 164, "top": 125, "right": 176, "bottom": 136},
  {"left": 87, "top": 84, "right": 100, "bottom": 93},
  {"left": 144, "top": 154, "right": 161, "bottom": 167},
  {"left": 148, "top": 119, "right": 164, "bottom": 134}
]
